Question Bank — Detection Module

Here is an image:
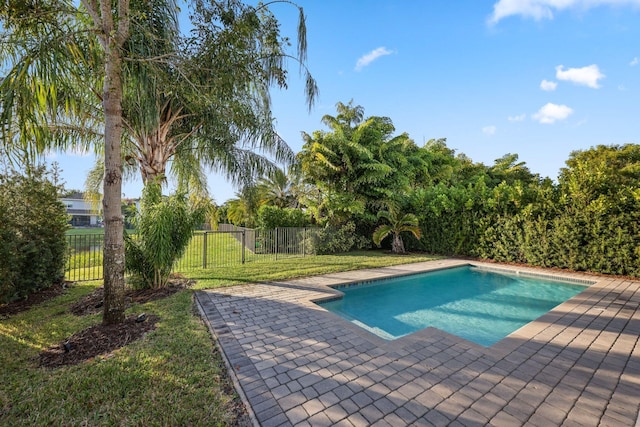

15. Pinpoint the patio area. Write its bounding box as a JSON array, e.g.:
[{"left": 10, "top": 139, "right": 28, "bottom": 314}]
[{"left": 195, "top": 259, "right": 640, "bottom": 426}]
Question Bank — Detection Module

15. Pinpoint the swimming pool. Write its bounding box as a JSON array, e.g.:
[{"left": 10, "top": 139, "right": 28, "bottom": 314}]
[{"left": 318, "top": 266, "right": 590, "bottom": 346}]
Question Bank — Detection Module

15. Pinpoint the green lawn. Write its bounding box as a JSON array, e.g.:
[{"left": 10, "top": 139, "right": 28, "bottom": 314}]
[
  {"left": 1, "top": 251, "right": 439, "bottom": 426},
  {"left": 66, "top": 228, "right": 141, "bottom": 235},
  {"left": 66, "top": 227, "right": 105, "bottom": 236}
]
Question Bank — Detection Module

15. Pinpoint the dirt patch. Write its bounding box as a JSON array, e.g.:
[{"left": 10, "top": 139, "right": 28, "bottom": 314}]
[
  {"left": 0, "top": 281, "right": 71, "bottom": 318},
  {"left": 70, "top": 275, "right": 194, "bottom": 316},
  {"left": 39, "top": 314, "right": 159, "bottom": 368}
]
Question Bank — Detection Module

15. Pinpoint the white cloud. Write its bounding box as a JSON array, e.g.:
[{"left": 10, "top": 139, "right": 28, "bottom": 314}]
[
  {"left": 482, "top": 125, "right": 497, "bottom": 136},
  {"left": 488, "top": 0, "right": 640, "bottom": 25},
  {"left": 555, "top": 64, "right": 605, "bottom": 88},
  {"left": 540, "top": 79, "right": 558, "bottom": 91},
  {"left": 355, "top": 47, "right": 393, "bottom": 71},
  {"left": 631, "top": 57, "right": 639, "bottom": 66},
  {"left": 532, "top": 103, "right": 573, "bottom": 124},
  {"left": 508, "top": 114, "right": 526, "bottom": 122}
]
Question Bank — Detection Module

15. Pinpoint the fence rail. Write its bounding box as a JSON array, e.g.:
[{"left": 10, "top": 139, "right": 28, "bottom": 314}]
[{"left": 66, "top": 226, "right": 321, "bottom": 281}]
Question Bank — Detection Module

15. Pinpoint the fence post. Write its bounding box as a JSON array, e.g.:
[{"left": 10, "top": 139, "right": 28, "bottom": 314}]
[
  {"left": 202, "top": 232, "right": 208, "bottom": 269},
  {"left": 303, "top": 227, "right": 306, "bottom": 257},
  {"left": 275, "top": 227, "right": 279, "bottom": 261},
  {"left": 241, "top": 231, "right": 246, "bottom": 264}
]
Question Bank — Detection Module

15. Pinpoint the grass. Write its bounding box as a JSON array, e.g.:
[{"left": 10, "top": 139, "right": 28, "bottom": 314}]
[
  {"left": 1, "top": 250, "right": 438, "bottom": 425},
  {"left": 0, "top": 282, "right": 239, "bottom": 426},
  {"left": 185, "top": 250, "right": 440, "bottom": 288},
  {"left": 66, "top": 228, "right": 138, "bottom": 235},
  {"left": 66, "top": 227, "right": 105, "bottom": 236}
]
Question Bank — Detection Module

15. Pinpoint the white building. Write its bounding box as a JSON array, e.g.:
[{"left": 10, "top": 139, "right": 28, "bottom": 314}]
[{"left": 60, "top": 193, "right": 101, "bottom": 227}]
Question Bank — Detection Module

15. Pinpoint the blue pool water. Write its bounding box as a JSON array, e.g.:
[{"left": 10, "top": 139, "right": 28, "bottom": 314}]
[{"left": 318, "top": 266, "right": 588, "bottom": 346}]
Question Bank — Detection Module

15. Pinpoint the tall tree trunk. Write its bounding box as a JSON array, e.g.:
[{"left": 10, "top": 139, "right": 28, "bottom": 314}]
[
  {"left": 82, "top": 0, "right": 130, "bottom": 325},
  {"left": 102, "top": 39, "right": 126, "bottom": 325}
]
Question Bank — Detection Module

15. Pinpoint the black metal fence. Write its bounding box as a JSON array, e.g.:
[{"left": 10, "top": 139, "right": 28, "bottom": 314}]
[{"left": 65, "top": 226, "right": 321, "bottom": 281}]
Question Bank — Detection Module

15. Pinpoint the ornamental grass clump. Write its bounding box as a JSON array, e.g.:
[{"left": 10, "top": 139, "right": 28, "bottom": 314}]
[{"left": 125, "top": 182, "right": 205, "bottom": 289}]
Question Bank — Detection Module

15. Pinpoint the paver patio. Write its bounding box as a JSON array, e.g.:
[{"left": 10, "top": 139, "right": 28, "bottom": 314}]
[{"left": 195, "top": 259, "right": 640, "bottom": 426}]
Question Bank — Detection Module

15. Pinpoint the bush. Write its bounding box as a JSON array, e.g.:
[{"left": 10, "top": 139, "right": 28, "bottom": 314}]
[
  {"left": 256, "top": 205, "right": 310, "bottom": 229},
  {"left": 125, "top": 183, "right": 205, "bottom": 289},
  {"left": 310, "top": 222, "right": 370, "bottom": 255},
  {"left": 0, "top": 166, "right": 68, "bottom": 303}
]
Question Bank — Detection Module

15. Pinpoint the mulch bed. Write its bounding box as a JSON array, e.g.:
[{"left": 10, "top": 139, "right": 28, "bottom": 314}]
[
  {"left": 69, "top": 274, "right": 195, "bottom": 316},
  {"left": 39, "top": 314, "right": 159, "bottom": 368},
  {"left": 0, "top": 281, "right": 71, "bottom": 318},
  {"left": 0, "top": 274, "right": 195, "bottom": 368},
  {"left": 39, "top": 275, "right": 195, "bottom": 368}
]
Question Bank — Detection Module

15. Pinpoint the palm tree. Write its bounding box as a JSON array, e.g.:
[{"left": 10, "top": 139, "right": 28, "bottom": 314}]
[
  {"left": 0, "top": 0, "right": 134, "bottom": 324},
  {"left": 256, "top": 168, "right": 299, "bottom": 208},
  {"left": 86, "top": 0, "right": 317, "bottom": 200},
  {"left": 226, "top": 184, "right": 262, "bottom": 228},
  {"left": 372, "top": 209, "right": 422, "bottom": 254},
  {"left": 1, "top": 0, "right": 317, "bottom": 321}
]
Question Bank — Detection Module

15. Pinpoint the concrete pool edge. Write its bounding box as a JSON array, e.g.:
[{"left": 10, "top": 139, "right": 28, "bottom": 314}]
[{"left": 196, "top": 259, "right": 640, "bottom": 426}]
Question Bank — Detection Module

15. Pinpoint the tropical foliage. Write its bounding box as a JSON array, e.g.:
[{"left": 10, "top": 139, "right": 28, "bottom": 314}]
[
  {"left": 373, "top": 209, "right": 421, "bottom": 254},
  {"left": 125, "top": 182, "right": 206, "bottom": 289},
  {"left": 118, "top": 0, "right": 317, "bottom": 193},
  {"left": 292, "top": 102, "right": 640, "bottom": 276},
  {"left": 0, "top": 0, "right": 317, "bottom": 319},
  {"left": 256, "top": 205, "right": 310, "bottom": 229},
  {"left": 298, "top": 101, "right": 421, "bottom": 228}
]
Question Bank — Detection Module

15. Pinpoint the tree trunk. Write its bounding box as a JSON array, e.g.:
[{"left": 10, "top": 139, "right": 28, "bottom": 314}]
[
  {"left": 82, "top": 0, "right": 130, "bottom": 325},
  {"left": 102, "top": 36, "right": 126, "bottom": 325},
  {"left": 138, "top": 133, "right": 169, "bottom": 185},
  {"left": 392, "top": 233, "right": 405, "bottom": 254}
]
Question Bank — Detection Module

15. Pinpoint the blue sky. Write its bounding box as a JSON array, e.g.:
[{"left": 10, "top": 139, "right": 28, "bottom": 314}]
[{"left": 49, "top": 0, "right": 640, "bottom": 202}]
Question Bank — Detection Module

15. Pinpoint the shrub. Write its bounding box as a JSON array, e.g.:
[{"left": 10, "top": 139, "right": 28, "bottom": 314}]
[
  {"left": 310, "top": 222, "right": 370, "bottom": 255},
  {"left": 256, "top": 205, "right": 310, "bottom": 229},
  {"left": 125, "top": 183, "right": 206, "bottom": 289},
  {"left": 0, "top": 166, "right": 68, "bottom": 303}
]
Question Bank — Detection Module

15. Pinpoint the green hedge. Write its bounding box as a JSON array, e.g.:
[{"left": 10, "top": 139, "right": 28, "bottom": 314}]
[
  {"left": 0, "top": 166, "right": 69, "bottom": 303},
  {"left": 409, "top": 145, "right": 640, "bottom": 277}
]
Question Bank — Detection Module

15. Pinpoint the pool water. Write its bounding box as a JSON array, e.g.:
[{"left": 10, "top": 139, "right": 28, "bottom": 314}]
[{"left": 318, "top": 266, "right": 588, "bottom": 346}]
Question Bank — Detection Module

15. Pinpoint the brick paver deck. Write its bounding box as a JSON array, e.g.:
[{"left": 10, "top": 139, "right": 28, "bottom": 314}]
[{"left": 195, "top": 260, "right": 640, "bottom": 426}]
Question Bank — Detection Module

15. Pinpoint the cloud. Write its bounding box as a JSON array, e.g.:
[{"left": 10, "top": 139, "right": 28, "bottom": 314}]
[
  {"left": 540, "top": 79, "right": 557, "bottom": 91},
  {"left": 508, "top": 114, "right": 526, "bottom": 122},
  {"left": 555, "top": 64, "right": 605, "bottom": 88},
  {"left": 532, "top": 103, "right": 573, "bottom": 124},
  {"left": 355, "top": 47, "right": 393, "bottom": 71},
  {"left": 488, "top": 0, "right": 640, "bottom": 25},
  {"left": 631, "top": 57, "right": 639, "bottom": 66},
  {"left": 482, "top": 125, "right": 497, "bottom": 136}
]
